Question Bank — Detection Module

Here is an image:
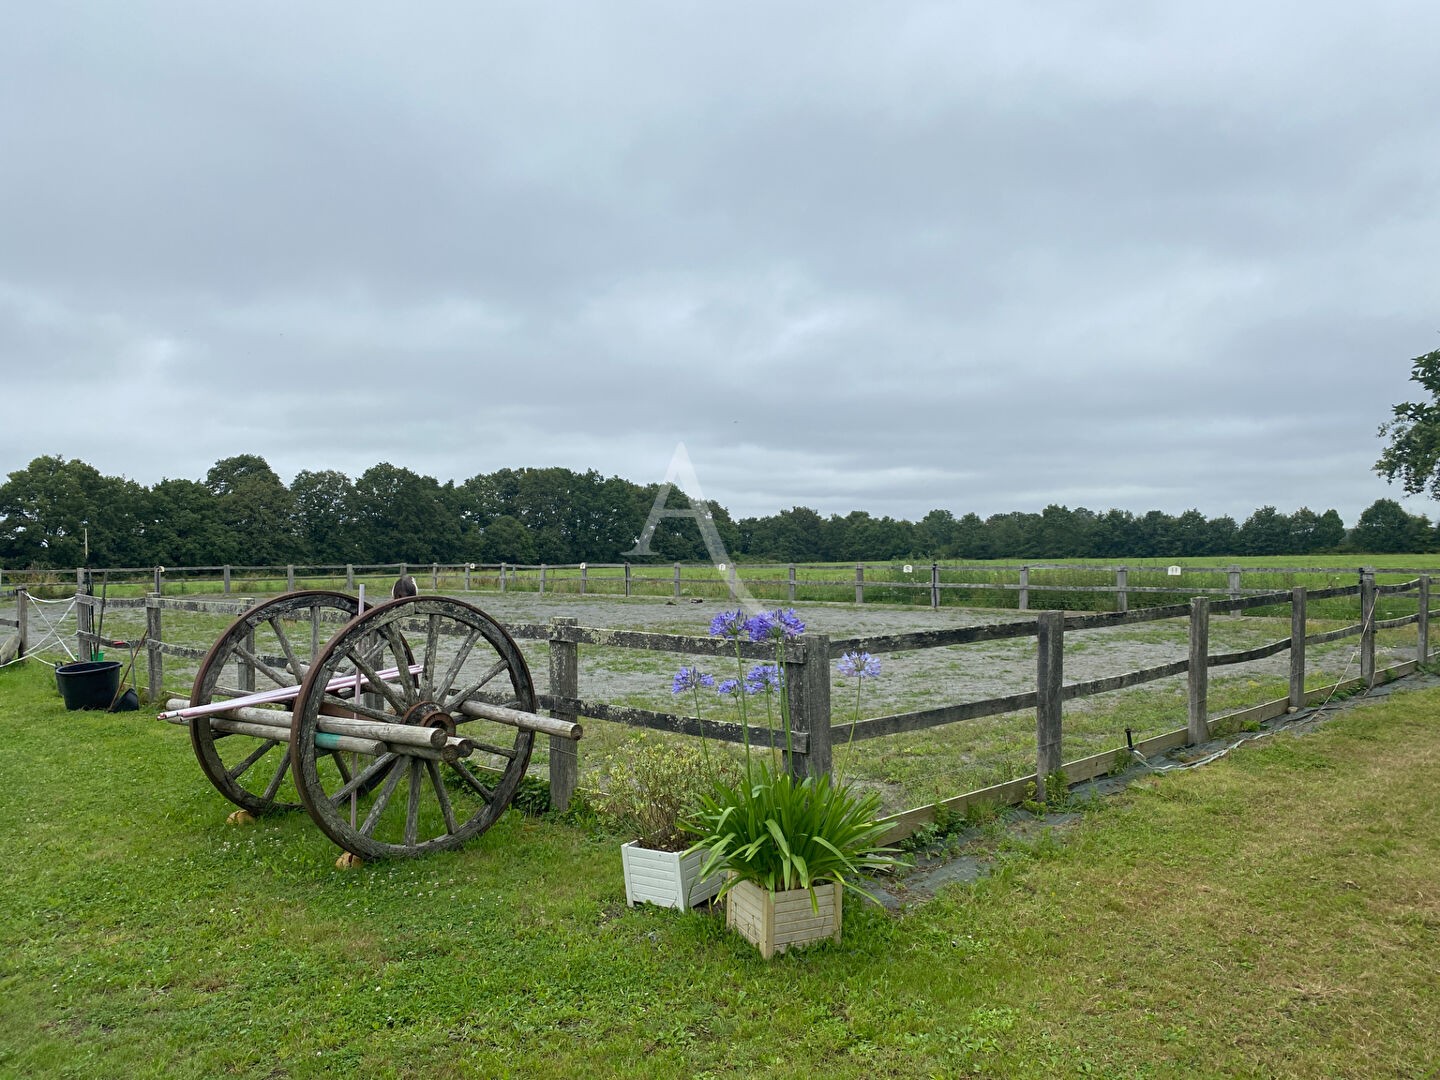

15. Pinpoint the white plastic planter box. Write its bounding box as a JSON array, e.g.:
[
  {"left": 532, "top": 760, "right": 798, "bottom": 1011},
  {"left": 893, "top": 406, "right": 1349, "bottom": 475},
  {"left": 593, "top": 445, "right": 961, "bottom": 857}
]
[
  {"left": 620, "top": 842, "right": 724, "bottom": 910},
  {"left": 725, "top": 878, "right": 843, "bottom": 958}
]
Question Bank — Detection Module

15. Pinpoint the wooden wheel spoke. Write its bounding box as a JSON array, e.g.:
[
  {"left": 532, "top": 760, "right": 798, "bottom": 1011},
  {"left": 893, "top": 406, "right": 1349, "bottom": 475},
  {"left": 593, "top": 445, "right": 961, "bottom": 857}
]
[
  {"left": 343, "top": 649, "right": 408, "bottom": 714},
  {"left": 261, "top": 747, "right": 293, "bottom": 803},
  {"left": 425, "top": 759, "right": 459, "bottom": 835},
  {"left": 420, "top": 614, "right": 440, "bottom": 699},
  {"left": 309, "top": 603, "right": 322, "bottom": 658},
  {"left": 433, "top": 629, "right": 482, "bottom": 703},
  {"left": 329, "top": 753, "right": 397, "bottom": 805},
  {"left": 443, "top": 658, "right": 510, "bottom": 709},
  {"left": 404, "top": 758, "right": 423, "bottom": 846},
  {"left": 225, "top": 738, "right": 277, "bottom": 781},
  {"left": 360, "top": 759, "right": 407, "bottom": 837},
  {"left": 267, "top": 615, "right": 306, "bottom": 684},
  {"left": 379, "top": 622, "right": 418, "bottom": 703},
  {"left": 448, "top": 759, "right": 494, "bottom": 802},
  {"left": 453, "top": 735, "right": 519, "bottom": 760},
  {"left": 232, "top": 640, "right": 296, "bottom": 690}
]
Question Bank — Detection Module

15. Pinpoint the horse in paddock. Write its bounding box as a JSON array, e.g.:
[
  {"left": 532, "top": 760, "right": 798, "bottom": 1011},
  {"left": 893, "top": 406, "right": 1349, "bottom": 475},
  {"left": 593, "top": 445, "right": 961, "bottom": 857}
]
[{"left": 392, "top": 574, "right": 418, "bottom": 599}]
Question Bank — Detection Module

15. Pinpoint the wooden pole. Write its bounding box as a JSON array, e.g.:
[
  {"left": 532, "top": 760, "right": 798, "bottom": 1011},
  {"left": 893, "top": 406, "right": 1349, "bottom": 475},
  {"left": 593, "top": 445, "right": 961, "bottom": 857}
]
[
  {"left": 1018, "top": 566, "right": 1029, "bottom": 611},
  {"left": 548, "top": 617, "right": 579, "bottom": 812},
  {"left": 1115, "top": 567, "right": 1128, "bottom": 613},
  {"left": 1289, "top": 586, "right": 1307, "bottom": 712},
  {"left": 500, "top": 563, "right": 507, "bottom": 593},
  {"left": 580, "top": 563, "right": 587, "bottom": 595},
  {"left": 540, "top": 564, "right": 547, "bottom": 596},
  {"left": 788, "top": 564, "right": 797, "bottom": 604},
  {"left": 224, "top": 565, "right": 232, "bottom": 595},
  {"left": 1188, "top": 596, "right": 1209, "bottom": 745},
  {"left": 855, "top": 563, "right": 864, "bottom": 605},
  {"left": 1228, "top": 566, "right": 1241, "bottom": 602},
  {"left": 931, "top": 561, "right": 940, "bottom": 610},
  {"left": 784, "top": 633, "right": 832, "bottom": 780},
  {"left": 1419, "top": 575, "right": 1431, "bottom": 666},
  {"left": 624, "top": 562, "right": 631, "bottom": 597},
  {"left": 1360, "top": 569, "right": 1376, "bottom": 688},
  {"left": 431, "top": 563, "right": 439, "bottom": 590},
  {"left": 727, "top": 564, "right": 737, "bottom": 601},
  {"left": 77, "top": 595, "right": 93, "bottom": 660},
  {"left": 146, "top": 596, "right": 162, "bottom": 703},
  {"left": 154, "top": 566, "right": 164, "bottom": 596},
  {"left": 1035, "top": 611, "right": 1063, "bottom": 802},
  {"left": 673, "top": 563, "right": 681, "bottom": 600},
  {"left": 346, "top": 564, "right": 355, "bottom": 590}
]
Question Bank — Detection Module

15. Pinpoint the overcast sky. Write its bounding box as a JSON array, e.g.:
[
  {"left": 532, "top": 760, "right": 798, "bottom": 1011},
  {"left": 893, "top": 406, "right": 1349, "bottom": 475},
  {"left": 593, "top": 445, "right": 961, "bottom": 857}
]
[{"left": 3, "top": 2, "right": 1439, "bottom": 526}]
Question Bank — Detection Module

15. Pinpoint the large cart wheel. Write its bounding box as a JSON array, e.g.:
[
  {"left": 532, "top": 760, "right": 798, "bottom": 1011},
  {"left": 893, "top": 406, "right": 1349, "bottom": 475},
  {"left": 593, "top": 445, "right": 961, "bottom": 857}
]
[
  {"left": 189, "top": 590, "right": 361, "bottom": 815},
  {"left": 291, "top": 596, "right": 537, "bottom": 860}
]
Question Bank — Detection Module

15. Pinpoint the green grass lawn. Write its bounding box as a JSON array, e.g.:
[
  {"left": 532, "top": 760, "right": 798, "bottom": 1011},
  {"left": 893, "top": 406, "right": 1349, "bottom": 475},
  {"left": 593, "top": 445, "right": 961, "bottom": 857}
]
[{"left": 2, "top": 658, "right": 1438, "bottom": 1078}]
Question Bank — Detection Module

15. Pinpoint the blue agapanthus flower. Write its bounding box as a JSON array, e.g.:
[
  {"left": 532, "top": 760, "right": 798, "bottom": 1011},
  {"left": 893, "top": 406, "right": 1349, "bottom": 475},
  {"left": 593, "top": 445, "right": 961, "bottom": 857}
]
[
  {"left": 716, "top": 678, "right": 741, "bottom": 697},
  {"left": 744, "top": 608, "right": 806, "bottom": 642},
  {"left": 744, "top": 663, "right": 781, "bottom": 695},
  {"left": 671, "top": 666, "right": 716, "bottom": 694},
  {"left": 836, "top": 651, "right": 881, "bottom": 679},
  {"left": 708, "top": 609, "right": 747, "bottom": 639}
]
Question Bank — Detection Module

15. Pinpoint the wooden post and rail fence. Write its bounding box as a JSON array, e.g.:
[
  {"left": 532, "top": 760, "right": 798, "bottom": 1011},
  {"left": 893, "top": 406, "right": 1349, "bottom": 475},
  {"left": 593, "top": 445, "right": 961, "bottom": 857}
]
[
  {"left": 38, "top": 569, "right": 1429, "bottom": 841},
  {"left": 7, "top": 560, "right": 1435, "bottom": 613}
]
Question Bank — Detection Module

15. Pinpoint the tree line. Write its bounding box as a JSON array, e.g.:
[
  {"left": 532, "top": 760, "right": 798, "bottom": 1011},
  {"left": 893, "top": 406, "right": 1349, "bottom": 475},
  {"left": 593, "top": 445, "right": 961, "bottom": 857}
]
[{"left": 0, "top": 453, "right": 1432, "bottom": 570}]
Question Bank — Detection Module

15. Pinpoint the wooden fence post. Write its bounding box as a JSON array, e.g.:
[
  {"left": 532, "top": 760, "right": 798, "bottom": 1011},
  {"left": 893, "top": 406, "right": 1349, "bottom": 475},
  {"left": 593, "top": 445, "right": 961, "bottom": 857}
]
[
  {"left": 580, "top": 563, "right": 587, "bottom": 595},
  {"left": 223, "top": 565, "right": 232, "bottom": 594},
  {"left": 1115, "top": 566, "right": 1128, "bottom": 613},
  {"left": 1290, "top": 586, "right": 1307, "bottom": 712},
  {"left": 77, "top": 567, "right": 86, "bottom": 595},
  {"left": 1419, "top": 575, "right": 1431, "bottom": 666},
  {"left": 784, "top": 633, "right": 832, "bottom": 780},
  {"left": 345, "top": 564, "right": 354, "bottom": 590},
  {"left": 1018, "top": 566, "right": 1029, "bottom": 611},
  {"left": 464, "top": 563, "right": 472, "bottom": 591},
  {"left": 154, "top": 566, "right": 164, "bottom": 596},
  {"left": 1035, "top": 611, "right": 1064, "bottom": 802},
  {"left": 624, "top": 562, "right": 631, "bottom": 597},
  {"left": 931, "top": 562, "right": 940, "bottom": 609},
  {"left": 286, "top": 565, "right": 295, "bottom": 591},
  {"left": 539, "top": 564, "right": 547, "bottom": 596},
  {"left": 673, "top": 563, "right": 681, "bottom": 600},
  {"left": 855, "top": 563, "right": 864, "bottom": 605},
  {"left": 146, "top": 597, "right": 163, "bottom": 704},
  {"left": 1360, "top": 569, "right": 1376, "bottom": 688},
  {"left": 547, "top": 617, "right": 579, "bottom": 812},
  {"left": 77, "top": 595, "right": 93, "bottom": 659},
  {"left": 788, "top": 564, "right": 797, "bottom": 603},
  {"left": 727, "top": 564, "right": 737, "bottom": 601},
  {"left": 1188, "top": 597, "right": 1209, "bottom": 744},
  {"left": 16, "top": 587, "right": 28, "bottom": 656},
  {"left": 500, "top": 563, "right": 508, "bottom": 593},
  {"left": 1228, "top": 566, "right": 1241, "bottom": 602}
]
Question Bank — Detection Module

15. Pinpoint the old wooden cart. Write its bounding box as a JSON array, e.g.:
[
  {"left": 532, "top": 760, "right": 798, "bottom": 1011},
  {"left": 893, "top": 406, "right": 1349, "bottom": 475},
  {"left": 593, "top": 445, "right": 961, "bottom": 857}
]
[{"left": 160, "top": 591, "right": 580, "bottom": 860}]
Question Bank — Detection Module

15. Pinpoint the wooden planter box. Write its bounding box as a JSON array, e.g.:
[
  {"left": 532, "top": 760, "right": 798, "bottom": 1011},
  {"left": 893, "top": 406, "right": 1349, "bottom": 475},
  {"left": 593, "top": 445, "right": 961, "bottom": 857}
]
[
  {"left": 725, "top": 878, "right": 843, "bottom": 958},
  {"left": 620, "top": 842, "right": 724, "bottom": 910}
]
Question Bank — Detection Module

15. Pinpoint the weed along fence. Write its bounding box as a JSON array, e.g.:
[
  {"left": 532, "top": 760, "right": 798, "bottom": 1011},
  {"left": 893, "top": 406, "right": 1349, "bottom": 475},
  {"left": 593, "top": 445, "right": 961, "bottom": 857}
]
[
  {"left": 10, "top": 560, "right": 1439, "bottom": 614},
  {"left": 51, "top": 572, "right": 1435, "bottom": 845}
]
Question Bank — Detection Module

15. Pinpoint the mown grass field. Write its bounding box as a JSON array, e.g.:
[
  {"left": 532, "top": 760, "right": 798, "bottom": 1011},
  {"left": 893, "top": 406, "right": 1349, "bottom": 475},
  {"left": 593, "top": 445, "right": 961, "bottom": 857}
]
[{"left": 2, "top": 658, "right": 1438, "bottom": 1078}]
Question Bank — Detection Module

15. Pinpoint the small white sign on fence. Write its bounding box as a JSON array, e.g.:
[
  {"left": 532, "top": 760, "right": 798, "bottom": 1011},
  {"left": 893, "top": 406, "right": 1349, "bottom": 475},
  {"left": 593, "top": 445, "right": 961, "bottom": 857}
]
[{"left": 1167, "top": 565, "right": 1182, "bottom": 576}]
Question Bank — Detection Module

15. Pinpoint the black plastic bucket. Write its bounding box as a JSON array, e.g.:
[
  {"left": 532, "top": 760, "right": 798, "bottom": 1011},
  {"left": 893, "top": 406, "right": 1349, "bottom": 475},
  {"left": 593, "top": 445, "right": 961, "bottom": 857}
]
[{"left": 55, "top": 660, "right": 122, "bottom": 711}]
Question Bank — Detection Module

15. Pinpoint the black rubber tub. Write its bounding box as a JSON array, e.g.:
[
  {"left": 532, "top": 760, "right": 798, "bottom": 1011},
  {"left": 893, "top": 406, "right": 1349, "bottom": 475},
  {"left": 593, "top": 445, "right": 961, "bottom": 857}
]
[{"left": 55, "top": 660, "right": 122, "bottom": 710}]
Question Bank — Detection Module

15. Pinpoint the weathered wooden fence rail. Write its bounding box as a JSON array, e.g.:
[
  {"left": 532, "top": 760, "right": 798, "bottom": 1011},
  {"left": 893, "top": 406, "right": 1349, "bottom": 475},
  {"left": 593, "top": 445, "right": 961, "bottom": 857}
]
[
  {"left": 11, "top": 560, "right": 1439, "bottom": 614},
  {"left": 60, "top": 572, "right": 1433, "bottom": 837}
]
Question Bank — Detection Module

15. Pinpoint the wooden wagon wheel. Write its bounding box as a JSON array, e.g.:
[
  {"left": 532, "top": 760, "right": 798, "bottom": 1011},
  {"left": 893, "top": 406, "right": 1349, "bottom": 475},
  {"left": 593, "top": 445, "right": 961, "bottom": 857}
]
[
  {"left": 291, "top": 595, "right": 537, "bottom": 860},
  {"left": 189, "top": 590, "right": 363, "bottom": 815}
]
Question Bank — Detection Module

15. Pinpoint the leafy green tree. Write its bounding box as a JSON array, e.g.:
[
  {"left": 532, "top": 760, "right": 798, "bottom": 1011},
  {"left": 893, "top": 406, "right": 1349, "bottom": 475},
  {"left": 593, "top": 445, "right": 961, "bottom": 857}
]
[
  {"left": 1239, "top": 506, "right": 1292, "bottom": 556},
  {"left": 1376, "top": 349, "right": 1440, "bottom": 497},
  {"left": 1349, "top": 498, "right": 1430, "bottom": 553},
  {"left": 204, "top": 455, "right": 300, "bottom": 564},
  {"left": 290, "top": 469, "right": 360, "bottom": 563},
  {"left": 352, "top": 463, "right": 458, "bottom": 563},
  {"left": 0, "top": 456, "right": 144, "bottom": 568},
  {"left": 481, "top": 515, "right": 535, "bottom": 563},
  {"left": 142, "top": 478, "right": 228, "bottom": 565}
]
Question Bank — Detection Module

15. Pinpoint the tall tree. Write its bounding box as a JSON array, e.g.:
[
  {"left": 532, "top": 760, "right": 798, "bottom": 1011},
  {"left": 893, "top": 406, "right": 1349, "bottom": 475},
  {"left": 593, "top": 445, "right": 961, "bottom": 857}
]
[{"left": 1376, "top": 349, "right": 1440, "bottom": 498}]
